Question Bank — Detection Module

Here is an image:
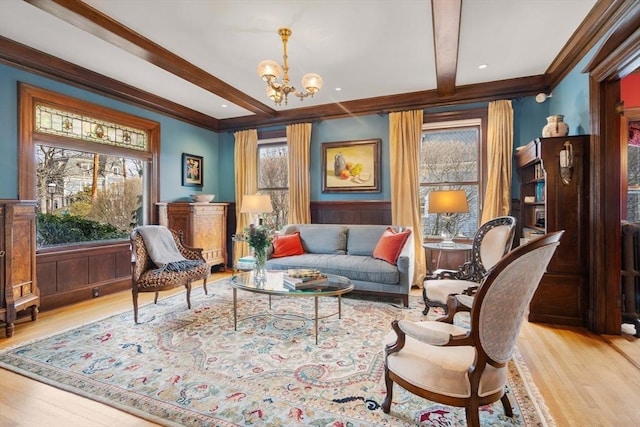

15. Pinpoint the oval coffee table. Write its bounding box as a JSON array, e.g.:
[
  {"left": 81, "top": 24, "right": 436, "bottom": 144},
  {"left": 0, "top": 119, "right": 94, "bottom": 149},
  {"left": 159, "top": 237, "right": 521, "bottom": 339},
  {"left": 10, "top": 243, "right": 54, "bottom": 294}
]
[{"left": 229, "top": 271, "right": 354, "bottom": 344}]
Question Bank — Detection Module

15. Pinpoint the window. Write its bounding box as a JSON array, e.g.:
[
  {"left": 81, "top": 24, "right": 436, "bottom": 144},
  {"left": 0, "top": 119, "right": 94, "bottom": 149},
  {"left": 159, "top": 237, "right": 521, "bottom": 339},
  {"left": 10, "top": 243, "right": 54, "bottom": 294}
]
[
  {"left": 19, "top": 84, "right": 160, "bottom": 248},
  {"left": 257, "top": 137, "right": 289, "bottom": 230},
  {"left": 36, "top": 145, "right": 145, "bottom": 247},
  {"left": 420, "top": 110, "right": 486, "bottom": 239},
  {"left": 627, "top": 120, "right": 640, "bottom": 222}
]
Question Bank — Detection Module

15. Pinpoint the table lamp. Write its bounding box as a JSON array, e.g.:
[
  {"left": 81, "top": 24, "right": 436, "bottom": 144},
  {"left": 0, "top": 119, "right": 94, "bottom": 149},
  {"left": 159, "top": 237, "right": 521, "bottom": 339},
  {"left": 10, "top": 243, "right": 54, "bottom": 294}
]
[
  {"left": 240, "top": 194, "right": 273, "bottom": 226},
  {"left": 427, "top": 189, "right": 469, "bottom": 246}
]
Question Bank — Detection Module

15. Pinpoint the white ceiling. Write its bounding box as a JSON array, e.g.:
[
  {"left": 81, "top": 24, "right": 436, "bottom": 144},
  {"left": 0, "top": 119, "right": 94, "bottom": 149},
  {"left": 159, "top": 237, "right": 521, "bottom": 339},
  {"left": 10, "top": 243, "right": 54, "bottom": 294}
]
[{"left": 1, "top": 0, "right": 598, "bottom": 121}]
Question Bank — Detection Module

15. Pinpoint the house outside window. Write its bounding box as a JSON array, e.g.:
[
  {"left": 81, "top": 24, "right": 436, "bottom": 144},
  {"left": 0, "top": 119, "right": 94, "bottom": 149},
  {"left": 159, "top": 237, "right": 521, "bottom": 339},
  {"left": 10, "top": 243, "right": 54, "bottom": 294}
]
[
  {"left": 420, "top": 113, "right": 485, "bottom": 240},
  {"left": 258, "top": 137, "right": 288, "bottom": 230},
  {"left": 36, "top": 145, "right": 145, "bottom": 247}
]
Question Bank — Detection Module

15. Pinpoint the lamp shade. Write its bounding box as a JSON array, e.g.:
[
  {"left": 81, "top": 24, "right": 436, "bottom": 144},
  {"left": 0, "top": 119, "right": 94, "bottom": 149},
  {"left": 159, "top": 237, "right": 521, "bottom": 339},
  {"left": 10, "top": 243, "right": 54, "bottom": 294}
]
[
  {"left": 240, "top": 194, "right": 273, "bottom": 214},
  {"left": 427, "top": 190, "right": 469, "bottom": 214},
  {"left": 257, "top": 60, "right": 282, "bottom": 80},
  {"left": 302, "top": 73, "right": 323, "bottom": 93}
]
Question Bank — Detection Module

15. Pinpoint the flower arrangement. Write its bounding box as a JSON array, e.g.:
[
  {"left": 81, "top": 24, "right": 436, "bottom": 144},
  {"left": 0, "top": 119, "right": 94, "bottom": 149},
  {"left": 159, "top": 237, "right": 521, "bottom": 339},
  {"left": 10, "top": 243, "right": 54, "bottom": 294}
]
[
  {"left": 235, "top": 224, "right": 273, "bottom": 253},
  {"left": 234, "top": 224, "right": 272, "bottom": 281}
]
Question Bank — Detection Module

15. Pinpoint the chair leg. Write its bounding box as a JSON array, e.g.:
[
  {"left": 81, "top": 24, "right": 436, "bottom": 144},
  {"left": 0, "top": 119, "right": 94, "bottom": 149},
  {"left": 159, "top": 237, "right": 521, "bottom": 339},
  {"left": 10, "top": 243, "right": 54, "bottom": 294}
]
[
  {"left": 501, "top": 392, "right": 513, "bottom": 417},
  {"left": 422, "top": 287, "right": 431, "bottom": 315},
  {"left": 132, "top": 289, "right": 139, "bottom": 324},
  {"left": 465, "top": 401, "right": 481, "bottom": 427},
  {"left": 186, "top": 282, "right": 192, "bottom": 309},
  {"left": 202, "top": 276, "right": 208, "bottom": 295},
  {"left": 154, "top": 292, "right": 159, "bottom": 304},
  {"left": 436, "top": 295, "right": 460, "bottom": 324},
  {"left": 381, "top": 366, "right": 394, "bottom": 413}
]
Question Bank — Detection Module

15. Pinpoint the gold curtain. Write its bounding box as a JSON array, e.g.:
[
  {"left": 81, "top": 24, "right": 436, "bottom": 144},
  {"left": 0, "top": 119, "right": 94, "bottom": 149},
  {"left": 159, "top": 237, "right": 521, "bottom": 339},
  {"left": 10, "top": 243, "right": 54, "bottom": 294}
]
[
  {"left": 233, "top": 129, "right": 258, "bottom": 264},
  {"left": 389, "top": 110, "right": 427, "bottom": 286},
  {"left": 481, "top": 100, "right": 514, "bottom": 223},
  {"left": 286, "top": 123, "right": 312, "bottom": 224}
]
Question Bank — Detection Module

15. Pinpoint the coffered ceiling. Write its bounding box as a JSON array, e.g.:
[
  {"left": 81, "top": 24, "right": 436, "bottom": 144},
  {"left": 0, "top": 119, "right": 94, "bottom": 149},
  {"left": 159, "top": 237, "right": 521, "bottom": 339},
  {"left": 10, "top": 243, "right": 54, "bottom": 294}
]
[{"left": 0, "top": 0, "right": 618, "bottom": 131}]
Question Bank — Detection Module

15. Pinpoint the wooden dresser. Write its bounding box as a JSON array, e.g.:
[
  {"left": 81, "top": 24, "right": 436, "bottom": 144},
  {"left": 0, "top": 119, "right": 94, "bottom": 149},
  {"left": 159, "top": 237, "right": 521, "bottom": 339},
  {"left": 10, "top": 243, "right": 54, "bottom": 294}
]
[
  {"left": 157, "top": 202, "right": 229, "bottom": 272},
  {"left": 1, "top": 200, "right": 39, "bottom": 337}
]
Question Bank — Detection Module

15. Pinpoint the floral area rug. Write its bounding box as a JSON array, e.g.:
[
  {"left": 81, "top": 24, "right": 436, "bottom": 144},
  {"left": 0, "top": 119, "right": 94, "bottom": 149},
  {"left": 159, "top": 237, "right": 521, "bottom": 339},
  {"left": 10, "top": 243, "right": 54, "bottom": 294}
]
[{"left": 0, "top": 278, "right": 553, "bottom": 426}]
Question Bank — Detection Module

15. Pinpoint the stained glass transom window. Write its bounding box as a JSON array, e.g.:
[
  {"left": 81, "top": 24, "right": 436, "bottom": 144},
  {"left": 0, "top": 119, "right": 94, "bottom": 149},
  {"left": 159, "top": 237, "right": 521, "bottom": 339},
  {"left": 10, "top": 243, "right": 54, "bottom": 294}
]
[{"left": 35, "top": 104, "right": 148, "bottom": 151}]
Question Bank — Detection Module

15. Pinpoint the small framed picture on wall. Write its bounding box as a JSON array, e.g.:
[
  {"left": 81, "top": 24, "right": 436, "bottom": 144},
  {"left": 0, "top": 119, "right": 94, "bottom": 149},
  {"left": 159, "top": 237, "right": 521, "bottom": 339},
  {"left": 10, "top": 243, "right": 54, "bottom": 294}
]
[{"left": 182, "top": 153, "right": 203, "bottom": 187}]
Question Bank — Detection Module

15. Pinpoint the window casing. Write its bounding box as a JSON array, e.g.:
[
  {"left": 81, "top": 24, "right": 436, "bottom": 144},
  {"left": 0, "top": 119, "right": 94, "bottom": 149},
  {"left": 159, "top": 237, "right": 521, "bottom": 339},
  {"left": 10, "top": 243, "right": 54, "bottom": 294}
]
[
  {"left": 19, "top": 84, "right": 160, "bottom": 248},
  {"left": 420, "top": 110, "right": 487, "bottom": 239}
]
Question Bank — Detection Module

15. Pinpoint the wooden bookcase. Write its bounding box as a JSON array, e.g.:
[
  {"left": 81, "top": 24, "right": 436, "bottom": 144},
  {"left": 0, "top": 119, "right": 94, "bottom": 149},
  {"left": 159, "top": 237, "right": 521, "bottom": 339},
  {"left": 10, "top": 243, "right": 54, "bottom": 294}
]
[
  {"left": 516, "top": 136, "right": 590, "bottom": 326},
  {"left": 157, "top": 202, "right": 229, "bottom": 272}
]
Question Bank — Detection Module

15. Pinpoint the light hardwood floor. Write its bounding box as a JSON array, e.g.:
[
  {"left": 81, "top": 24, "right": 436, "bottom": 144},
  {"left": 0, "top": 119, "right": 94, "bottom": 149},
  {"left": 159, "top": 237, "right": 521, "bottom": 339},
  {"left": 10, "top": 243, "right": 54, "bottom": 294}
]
[{"left": 1, "top": 276, "right": 639, "bottom": 427}]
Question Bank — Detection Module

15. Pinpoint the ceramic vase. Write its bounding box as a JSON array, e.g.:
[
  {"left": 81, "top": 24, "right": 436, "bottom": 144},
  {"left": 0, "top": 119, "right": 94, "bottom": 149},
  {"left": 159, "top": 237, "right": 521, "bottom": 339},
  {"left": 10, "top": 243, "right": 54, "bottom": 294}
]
[{"left": 542, "top": 115, "right": 569, "bottom": 137}]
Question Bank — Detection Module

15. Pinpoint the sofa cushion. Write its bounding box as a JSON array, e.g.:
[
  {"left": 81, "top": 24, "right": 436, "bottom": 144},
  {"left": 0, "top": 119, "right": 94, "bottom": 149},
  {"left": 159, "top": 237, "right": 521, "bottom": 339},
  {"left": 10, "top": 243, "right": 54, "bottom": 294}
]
[
  {"left": 297, "top": 226, "right": 348, "bottom": 254},
  {"left": 265, "top": 254, "right": 400, "bottom": 284},
  {"left": 271, "top": 232, "right": 305, "bottom": 258},
  {"left": 373, "top": 227, "right": 412, "bottom": 265},
  {"left": 346, "top": 226, "right": 389, "bottom": 256}
]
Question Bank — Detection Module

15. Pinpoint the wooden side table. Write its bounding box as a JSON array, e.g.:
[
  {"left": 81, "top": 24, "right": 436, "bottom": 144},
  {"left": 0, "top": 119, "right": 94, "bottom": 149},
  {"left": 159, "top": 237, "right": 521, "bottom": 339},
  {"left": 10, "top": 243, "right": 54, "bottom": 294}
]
[{"left": 423, "top": 242, "right": 473, "bottom": 275}]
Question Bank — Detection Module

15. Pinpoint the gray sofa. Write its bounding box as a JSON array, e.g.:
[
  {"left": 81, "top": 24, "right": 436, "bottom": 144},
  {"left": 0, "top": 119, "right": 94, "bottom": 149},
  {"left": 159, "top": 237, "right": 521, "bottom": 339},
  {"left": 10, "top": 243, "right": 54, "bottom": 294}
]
[{"left": 265, "top": 224, "right": 414, "bottom": 306}]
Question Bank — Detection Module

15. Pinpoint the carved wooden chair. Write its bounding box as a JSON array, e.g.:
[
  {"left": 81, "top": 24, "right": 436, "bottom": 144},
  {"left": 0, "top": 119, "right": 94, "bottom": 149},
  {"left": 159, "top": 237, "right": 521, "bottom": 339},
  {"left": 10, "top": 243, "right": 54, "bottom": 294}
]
[
  {"left": 382, "top": 231, "right": 563, "bottom": 427},
  {"left": 131, "top": 226, "right": 209, "bottom": 323},
  {"left": 422, "top": 216, "right": 515, "bottom": 315}
]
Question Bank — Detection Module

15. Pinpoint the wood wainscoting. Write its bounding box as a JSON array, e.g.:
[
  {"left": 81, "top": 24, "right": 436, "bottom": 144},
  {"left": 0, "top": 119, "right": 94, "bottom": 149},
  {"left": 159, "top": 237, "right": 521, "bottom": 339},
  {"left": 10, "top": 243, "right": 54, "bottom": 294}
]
[
  {"left": 311, "top": 201, "right": 391, "bottom": 224},
  {"left": 36, "top": 241, "right": 131, "bottom": 311}
]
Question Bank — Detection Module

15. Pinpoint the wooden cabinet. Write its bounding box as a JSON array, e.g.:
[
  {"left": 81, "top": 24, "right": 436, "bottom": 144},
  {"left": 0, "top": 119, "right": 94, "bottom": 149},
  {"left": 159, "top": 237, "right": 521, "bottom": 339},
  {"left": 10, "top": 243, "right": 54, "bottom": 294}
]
[
  {"left": 516, "top": 136, "right": 589, "bottom": 326},
  {"left": 157, "top": 202, "right": 229, "bottom": 271},
  {"left": 1, "top": 200, "right": 39, "bottom": 337}
]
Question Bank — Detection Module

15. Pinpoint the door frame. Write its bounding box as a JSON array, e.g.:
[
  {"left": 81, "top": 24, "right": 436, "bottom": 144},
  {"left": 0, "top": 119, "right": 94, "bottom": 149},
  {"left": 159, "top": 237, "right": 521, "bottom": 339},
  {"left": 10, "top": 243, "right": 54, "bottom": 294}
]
[{"left": 586, "top": 6, "right": 640, "bottom": 334}]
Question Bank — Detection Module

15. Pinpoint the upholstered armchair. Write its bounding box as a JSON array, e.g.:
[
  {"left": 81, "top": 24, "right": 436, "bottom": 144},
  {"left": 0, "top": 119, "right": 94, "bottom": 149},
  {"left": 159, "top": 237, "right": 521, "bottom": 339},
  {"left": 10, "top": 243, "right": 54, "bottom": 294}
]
[
  {"left": 131, "top": 226, "right": 209, "bottom": 323},
  {"left": 382, "top": 231, "right": 563, "bottom": 427},
  {"left": 422, "top": 216, "right": 515, "bottom": 315}
]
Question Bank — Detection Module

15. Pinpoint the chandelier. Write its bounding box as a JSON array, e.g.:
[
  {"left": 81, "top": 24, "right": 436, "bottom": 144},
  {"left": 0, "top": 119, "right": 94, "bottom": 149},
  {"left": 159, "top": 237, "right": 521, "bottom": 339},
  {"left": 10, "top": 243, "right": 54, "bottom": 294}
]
[{"left": 256, "top": 28, "right": 322, "bottom": 106}]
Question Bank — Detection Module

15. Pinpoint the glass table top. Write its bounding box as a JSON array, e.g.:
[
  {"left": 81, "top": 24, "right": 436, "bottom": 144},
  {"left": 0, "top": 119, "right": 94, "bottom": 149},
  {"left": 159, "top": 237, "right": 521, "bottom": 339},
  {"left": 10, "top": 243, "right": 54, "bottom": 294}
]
[{"left": 229, "top": 270, "right": 354, "bottom": 297}]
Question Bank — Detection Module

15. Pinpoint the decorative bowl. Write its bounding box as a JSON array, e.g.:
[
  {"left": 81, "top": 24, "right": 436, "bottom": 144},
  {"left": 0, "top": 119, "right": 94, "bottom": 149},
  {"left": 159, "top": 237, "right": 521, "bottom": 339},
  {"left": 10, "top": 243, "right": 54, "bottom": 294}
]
[{"left": 190, "top": 194, "right": 215, "bottom": 203}]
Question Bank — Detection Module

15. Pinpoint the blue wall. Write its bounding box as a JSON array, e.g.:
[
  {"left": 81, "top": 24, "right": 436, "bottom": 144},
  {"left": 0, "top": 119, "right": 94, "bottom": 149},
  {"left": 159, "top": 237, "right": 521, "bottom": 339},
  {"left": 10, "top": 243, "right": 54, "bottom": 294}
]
[
  {"left": 548, "top": 52, "right": 594, "bottom": 136},
  {"left": 2, "top": 54, "right": 596, "bottom": 206},
  {"left": 0, "top": 63, "right": 221, "bottom": 202}
]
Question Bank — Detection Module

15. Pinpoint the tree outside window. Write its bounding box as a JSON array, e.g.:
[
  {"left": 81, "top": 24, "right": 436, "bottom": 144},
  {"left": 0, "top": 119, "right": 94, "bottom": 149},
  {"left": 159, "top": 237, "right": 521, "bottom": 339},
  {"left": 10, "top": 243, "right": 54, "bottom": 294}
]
[
  {"left": 627, "top": 121, "right": 640, "bottom": 222},
  {"left": 257, "top": 140, "right": 289, "bottom": 230},
  {"left": 36, "top": 145, "right": 145, "bottom": 247},
  {"left": 420, "top": 120, "right": 482, "bottom": 239}
]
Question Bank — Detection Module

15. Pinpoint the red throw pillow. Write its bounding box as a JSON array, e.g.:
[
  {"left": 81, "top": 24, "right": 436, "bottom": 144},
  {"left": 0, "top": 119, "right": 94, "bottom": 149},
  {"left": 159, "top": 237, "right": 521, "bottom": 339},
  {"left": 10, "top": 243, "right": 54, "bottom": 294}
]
[
  {"left": 272, "top": 232, "right": 305, "bottom": 258},
  {"left": 373, "top": 227, "right": 412, "bottom": 265}
]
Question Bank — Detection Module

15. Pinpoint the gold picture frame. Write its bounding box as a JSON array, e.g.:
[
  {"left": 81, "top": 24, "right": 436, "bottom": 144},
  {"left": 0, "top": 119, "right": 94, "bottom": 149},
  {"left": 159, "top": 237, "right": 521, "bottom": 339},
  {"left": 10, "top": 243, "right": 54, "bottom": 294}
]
[{"left": 321, "top": 139, "right": 381, "bottom": 193}]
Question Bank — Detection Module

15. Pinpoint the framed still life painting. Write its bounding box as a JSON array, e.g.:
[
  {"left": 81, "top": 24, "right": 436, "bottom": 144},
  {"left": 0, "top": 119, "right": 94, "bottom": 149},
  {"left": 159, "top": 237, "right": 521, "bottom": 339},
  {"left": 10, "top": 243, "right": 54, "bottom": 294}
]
[
  {"left": 182, "top": 153, "right": 203, "bottom": 187},
  {"left": 321, "top": 138, "right": 381, "bottom": 193}
]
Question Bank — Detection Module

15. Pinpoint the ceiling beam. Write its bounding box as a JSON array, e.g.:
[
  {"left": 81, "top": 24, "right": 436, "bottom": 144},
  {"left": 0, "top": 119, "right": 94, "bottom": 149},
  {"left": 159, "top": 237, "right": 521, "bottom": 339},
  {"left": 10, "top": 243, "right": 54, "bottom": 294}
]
[
  {"left": 431, "top": 0, "right": 462, "bottom": 97},
  {"left": 0, "top": 36, "right": 219, "bottom": 131},
  {"left": 25, "top": 0, "right": 277, "bottom": 117},
  {"left": 217, "top": 75, "right": 547, "bottom": 132}
]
